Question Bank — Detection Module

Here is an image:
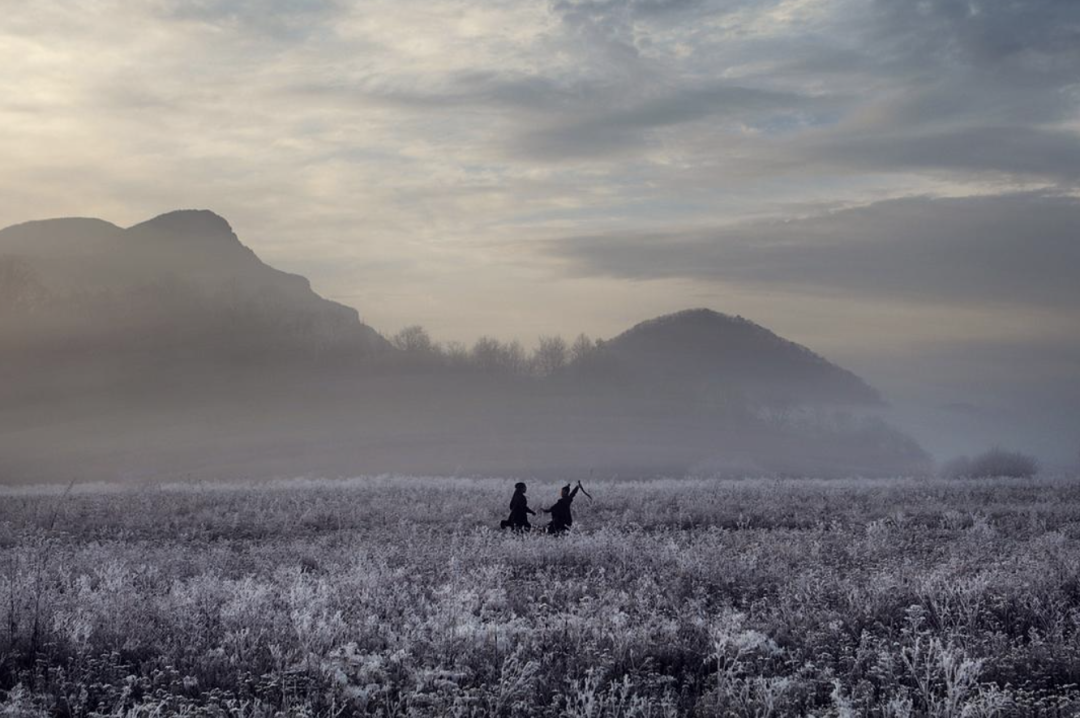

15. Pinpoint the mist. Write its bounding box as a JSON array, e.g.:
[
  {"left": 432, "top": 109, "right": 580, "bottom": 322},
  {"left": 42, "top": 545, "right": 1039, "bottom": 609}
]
[
  {"left": 2, "top": 1, "right": 1077, "bottom": 482},
  {"left": 0, "top": 211, "right": 943, "bottom": 483}
]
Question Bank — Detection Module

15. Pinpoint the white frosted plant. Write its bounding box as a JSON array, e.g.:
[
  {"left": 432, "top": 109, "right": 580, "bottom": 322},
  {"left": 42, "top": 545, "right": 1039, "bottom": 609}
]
[{"left": 898, "top": 606, "right": 992, "bottom": 718}]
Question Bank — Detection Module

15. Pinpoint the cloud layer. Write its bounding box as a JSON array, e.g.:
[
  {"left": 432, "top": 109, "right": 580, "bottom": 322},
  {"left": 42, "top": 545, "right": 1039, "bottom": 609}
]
[{"left": 546, "top": 193, "right": 1080, "bottom": 309}]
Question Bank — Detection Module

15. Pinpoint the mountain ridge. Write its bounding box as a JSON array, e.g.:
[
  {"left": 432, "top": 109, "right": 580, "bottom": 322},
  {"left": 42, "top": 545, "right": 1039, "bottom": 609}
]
[{"left": 128, "top": 209, "right": 237, "bottom": 237}]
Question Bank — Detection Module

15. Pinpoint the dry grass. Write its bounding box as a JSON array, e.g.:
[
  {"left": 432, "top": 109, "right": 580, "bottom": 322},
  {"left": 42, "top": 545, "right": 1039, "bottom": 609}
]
[{"left": 1, "top": 474, "right": 1079, "bottom": 716}]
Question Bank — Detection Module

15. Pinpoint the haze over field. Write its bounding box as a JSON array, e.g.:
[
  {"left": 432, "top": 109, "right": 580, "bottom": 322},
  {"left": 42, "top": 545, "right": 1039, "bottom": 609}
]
[
  {"left": 0, "top": 209, "right": 932, "bottom": 480},
  {"left": 1, "top": 0, "right": 1078, "bottom": 469}
]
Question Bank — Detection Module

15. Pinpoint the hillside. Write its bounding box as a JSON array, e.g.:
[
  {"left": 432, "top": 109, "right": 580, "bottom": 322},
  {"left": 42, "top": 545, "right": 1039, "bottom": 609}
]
[
  {"left": 0, "top": 210, "right": 391, "bottom": 361},
  {"left": 600, "top": 309, "right": 882, "bottom": 407}
]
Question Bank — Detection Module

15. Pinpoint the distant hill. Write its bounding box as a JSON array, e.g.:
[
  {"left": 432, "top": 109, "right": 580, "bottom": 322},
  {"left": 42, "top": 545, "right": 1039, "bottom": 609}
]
[
  {"left": 0, "top": 211, "right": 929, "bottom": 482},
  {"left": 598, "top": 309, "right": 882, "bottom": 407},
  {"left": 0, "top": 210, "right": 391, "bottom": 361}
]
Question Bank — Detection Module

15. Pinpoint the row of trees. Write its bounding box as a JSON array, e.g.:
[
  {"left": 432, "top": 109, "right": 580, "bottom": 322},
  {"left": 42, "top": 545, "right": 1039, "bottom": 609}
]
[{"left": 389, "top": 325, "right": 604, "bottom": 377}]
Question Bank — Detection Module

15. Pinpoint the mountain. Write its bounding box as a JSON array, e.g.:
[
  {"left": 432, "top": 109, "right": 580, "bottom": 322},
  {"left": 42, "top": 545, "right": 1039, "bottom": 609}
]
[
  {"left": 0, "top": 210, "right": 391, "bottom": 360},
  {"left": 598, "top": 309, "right": 882, "bottom": 407},
  {"left": 0, "top": 211, "right": 928, "bottom": 482}
]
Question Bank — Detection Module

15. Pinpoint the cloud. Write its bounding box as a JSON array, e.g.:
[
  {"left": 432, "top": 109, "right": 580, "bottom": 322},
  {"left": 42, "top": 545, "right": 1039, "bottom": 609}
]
[
  {"left": 545, "top": 192, "right": 1080, "bottom": 309},
  {"left": 869, "top": 0, "right": 1080, "bottom": 83},
  {"left": 286, "top": 71, "right": 604, "bottom": 113},
  {"left": 516, "top": 82, "right": 835, "bottom": 159},
  {"left": 802, "top": 126, "right": 1080, "bottom": 183},
  {"left": 159, "top": 0, "right": 346, "bottom": 40}
]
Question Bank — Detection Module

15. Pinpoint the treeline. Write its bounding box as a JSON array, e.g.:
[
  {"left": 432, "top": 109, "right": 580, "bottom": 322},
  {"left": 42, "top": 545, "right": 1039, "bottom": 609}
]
[{"left": 388, "top": 325, "right": 609, "bottom": 377}]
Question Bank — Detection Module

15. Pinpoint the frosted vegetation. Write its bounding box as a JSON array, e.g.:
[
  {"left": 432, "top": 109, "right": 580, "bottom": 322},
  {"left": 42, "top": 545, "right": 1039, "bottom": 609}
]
[{"left": 3, "top": 475, "right": 1080, "bottom": 716}]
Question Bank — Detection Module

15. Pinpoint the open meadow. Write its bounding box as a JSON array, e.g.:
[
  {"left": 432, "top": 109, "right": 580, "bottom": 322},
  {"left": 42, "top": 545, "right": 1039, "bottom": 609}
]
[{"left": 3, "top": 475, "right": 1080, "bottom": 717}]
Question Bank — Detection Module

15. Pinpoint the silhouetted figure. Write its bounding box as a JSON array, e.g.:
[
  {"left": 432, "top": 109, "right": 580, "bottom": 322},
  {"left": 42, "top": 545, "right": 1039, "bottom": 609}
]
[
  {"left": 544, "top": 482, "right": 581, "bottom": 534},
  {"left": 500, "top": 482, "right": 535, "bottom": 531}
]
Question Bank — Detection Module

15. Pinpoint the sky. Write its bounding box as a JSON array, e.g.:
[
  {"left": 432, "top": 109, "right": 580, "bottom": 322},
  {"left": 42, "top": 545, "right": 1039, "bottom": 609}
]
[{"left": 1, "top": 0, "right": 1078, "bottom": 462}]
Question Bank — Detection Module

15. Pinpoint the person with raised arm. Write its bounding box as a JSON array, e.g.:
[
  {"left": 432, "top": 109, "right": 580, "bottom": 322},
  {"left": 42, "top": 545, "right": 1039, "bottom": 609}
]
[{"left": 543, "top": 480, "right": 587, "bottom": 534}]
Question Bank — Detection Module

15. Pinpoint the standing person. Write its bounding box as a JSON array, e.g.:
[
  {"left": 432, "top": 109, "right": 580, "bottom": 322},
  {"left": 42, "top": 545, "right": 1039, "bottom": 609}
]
[
  {"left": 543, "top": 481, "right": 583, "bottom": 534},
  {"left": 500, "top": 482, "right": 535, "bottom": 531}
]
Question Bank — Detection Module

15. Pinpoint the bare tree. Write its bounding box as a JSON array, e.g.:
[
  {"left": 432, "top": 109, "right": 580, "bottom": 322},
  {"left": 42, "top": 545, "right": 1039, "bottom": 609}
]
[
  {"left": 570, "top": 333, "right": 595, "bottom": 364},
  {"left": 392, "top": 325, "right": 435, "bottom": 354},
  {"left": 533, "top": 335, "right": 568, "bottom": 376},
  {"left": 503, "top": 339, "right": 527, "bottom": 375},
  {"left": 471, "top": 336, "right": 528, "bottom": 374},
  {"left": 471, "top": 336, "right": 504, "bottom": 373},
  {"left": 443, "top": 340, "right": 470, "bottom": 369}
]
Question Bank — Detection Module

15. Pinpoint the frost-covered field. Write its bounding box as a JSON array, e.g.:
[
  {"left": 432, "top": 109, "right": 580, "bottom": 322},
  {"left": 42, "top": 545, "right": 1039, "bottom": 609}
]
[{"left": 3, "top": 475, "right": 1080, "bottom": 717}]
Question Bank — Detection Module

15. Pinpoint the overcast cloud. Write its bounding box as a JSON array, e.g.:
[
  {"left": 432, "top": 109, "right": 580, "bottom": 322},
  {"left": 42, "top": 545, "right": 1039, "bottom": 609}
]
[
  {"left": 1, "top": 0, "right": 1077, "bottom": 459},
  {"left": 546, "top": 193, "right": 1080, "bottom": 309}
]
